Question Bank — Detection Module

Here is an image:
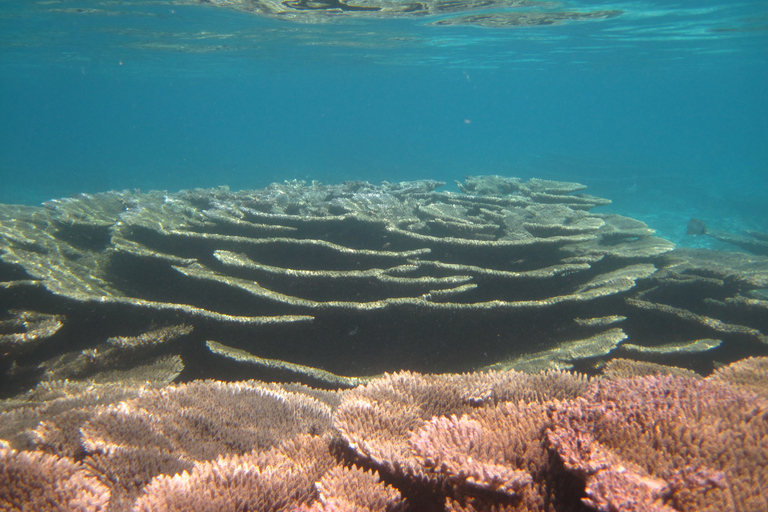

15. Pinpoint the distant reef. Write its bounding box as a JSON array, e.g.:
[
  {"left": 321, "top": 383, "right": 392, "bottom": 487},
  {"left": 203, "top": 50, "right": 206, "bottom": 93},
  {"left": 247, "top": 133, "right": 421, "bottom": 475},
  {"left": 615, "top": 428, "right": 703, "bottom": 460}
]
[
  {"left": 43, "top": 1, "right": 624, "bottom": 30},
  {"left": 190, "top": 0, "right": 623, "bottom": 27},
  {"left": 1, "top": 176, "right": 767, "bottom": 394}
]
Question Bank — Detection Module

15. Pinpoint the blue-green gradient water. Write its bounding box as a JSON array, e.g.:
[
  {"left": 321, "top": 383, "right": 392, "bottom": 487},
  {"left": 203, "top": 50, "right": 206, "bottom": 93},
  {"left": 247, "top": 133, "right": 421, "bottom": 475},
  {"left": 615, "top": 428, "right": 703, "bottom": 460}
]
[{"left": 1, "top": 0, "right": 766, "bottom": 248}]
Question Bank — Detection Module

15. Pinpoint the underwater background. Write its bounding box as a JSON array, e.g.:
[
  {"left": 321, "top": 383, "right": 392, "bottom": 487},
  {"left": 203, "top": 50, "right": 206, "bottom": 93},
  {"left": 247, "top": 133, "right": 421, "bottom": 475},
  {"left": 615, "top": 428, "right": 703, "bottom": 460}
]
[
  {"left": 2, "top": 4, "right": 768, "bottom": 509},
  {"left": 0, "top": 0, "right": 766, "bottom": 249}
]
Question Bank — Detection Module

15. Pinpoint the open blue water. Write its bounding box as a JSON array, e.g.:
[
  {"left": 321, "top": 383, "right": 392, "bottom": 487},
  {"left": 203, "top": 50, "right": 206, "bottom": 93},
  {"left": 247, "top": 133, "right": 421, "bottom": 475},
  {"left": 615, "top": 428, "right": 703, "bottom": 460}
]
[{"left": 1, "top": 0, "right": 766, "bottom": 248}]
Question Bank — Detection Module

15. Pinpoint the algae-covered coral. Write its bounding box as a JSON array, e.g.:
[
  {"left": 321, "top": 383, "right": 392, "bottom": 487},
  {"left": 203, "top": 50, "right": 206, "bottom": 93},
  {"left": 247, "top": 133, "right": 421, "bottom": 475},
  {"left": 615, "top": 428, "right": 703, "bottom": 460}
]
[{"left": 0, "top": 176, "right": 766, "bottom": 393}]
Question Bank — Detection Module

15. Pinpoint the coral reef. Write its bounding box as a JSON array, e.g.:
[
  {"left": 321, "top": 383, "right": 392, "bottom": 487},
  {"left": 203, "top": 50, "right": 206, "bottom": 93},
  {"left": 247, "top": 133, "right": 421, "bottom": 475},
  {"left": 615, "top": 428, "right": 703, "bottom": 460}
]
[
  {"left": 177, "top": 0, "right": 623, "bottom": 28},
  {"left": 2, "top": 177, "right": 766, "bottom": 394},
  {"left": 0, "top": 310, "right": 63, "bottom": 356},
  {"left": 429, "top": 10, "right": 621, "bottom": 27},
  {"left": 132, "top": 434, "right": 341, "bottom": 512},
  {"left": 0, "top": 357, "right": 764, "bottom": 511},
  {"left": 548, "top": 373, "right": 768, "bottom": 511},
  {"left": 687, "top": 218, "right": 768, "bottom": 256},
  {"left": 3, "top": 177, "right": 766, "bottom": 511},
  {"left": 0, "top": 447, "right": 110, "bottom": 512}
]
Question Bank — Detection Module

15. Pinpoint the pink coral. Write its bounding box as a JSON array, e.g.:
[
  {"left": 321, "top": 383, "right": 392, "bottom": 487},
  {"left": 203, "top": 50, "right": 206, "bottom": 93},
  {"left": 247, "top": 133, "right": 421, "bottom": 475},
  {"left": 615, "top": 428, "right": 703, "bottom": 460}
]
[
  {"left": 0, "top": 447, "right": 110, "bottom": 512},
  {"left": 548, "top": 374, "right": 768, "bottom": 511}
]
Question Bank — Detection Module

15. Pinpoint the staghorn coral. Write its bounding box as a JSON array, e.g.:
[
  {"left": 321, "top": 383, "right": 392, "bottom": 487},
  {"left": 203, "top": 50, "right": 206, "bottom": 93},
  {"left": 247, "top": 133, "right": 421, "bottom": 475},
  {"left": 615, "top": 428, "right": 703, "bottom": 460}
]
[
  {"left": 336, "top": 366, "right": 768, "bottom": 511},
  {"left": 410, "top": 406, "right": 537, "bottom": 496},
  {"left": 31, "top": 407, "right": 97, "bottom": 458},
  {"left": 0, "top": 447, "right": 111, "bottom": 511},
  {"left": 409, "top": 400, "right": 589, "bottom": 511},
  {"left": 80, "top": 379, "right": 333, "bottom": 460},
  {"left": 335, "top": 369, "right": 592, "bottom": 511},
  {"left": 335, "top": 371, "right": 501, "bottom": 475},
  {"left": 546, "top": 426, "right": 675, "bottom": 512},
  {"left": 1, "top": 376, "right": 342, "bottom": 511},
  {"left": 0, "top": 379, "right": 150, "bottom": 453},
  {"left": 298, "top": 465, "right": 405, "bottom": 512},
  {"left": 0, "top": 360, "right": 766, "bottom": 511},
  {"left": 84, "top": 444, "right": 195, "bottom": 511},
  {"left": 444, "top": 497, "right": 542, "bottom": 512},
  {"left": 77, "top": 379, "right": 333, "bottom": 509},
  {"left": 547, "top": 374, "right": 768, "bottom": 511},
  {"left": 1, "top": 377, "right": 336, "bottom": 510},
  {"left": 133, "top": 434, "right": 337, "bottom": 512},
  {"left": 707, "top": 356, "right": 768, "bottom": 398},
  {"left": 334, "top": 369, "right": 591, "bottom": 476},
  {"left": 599, "top": 358, "right": 701, "bottom": 380}
]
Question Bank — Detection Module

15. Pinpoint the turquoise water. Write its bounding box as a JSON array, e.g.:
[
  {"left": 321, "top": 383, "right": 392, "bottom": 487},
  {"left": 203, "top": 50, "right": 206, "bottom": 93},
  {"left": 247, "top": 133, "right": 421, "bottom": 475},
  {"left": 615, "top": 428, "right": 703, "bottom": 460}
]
[{"left": 1, "top": 0, "right": 766, "bottom": 248}]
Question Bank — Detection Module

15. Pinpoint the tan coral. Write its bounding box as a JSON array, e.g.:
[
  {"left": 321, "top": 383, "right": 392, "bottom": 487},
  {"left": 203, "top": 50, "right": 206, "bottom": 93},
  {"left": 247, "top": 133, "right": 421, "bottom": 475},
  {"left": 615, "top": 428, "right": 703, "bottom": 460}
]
[
  {"left": 0, "top": 447, "right": 111, "bottom": 512},
  {"left": 106, "top": 324, "right": 193, "bottom": 349},
  {"left": 334, "top": 369, "right": 590, "bottom": 491},
  {"left": 132, "top": 434, "right": 337, "bottom": 512},
  {"left": 707, "top": 356, "right": 768, "bottom": 398},
  {"left": 80, "top": 379, "right": 334, "bottom": 461},
  {"left": 410, "top": 406, "right": 538, "bottom": 496},
  {"left": 300, "top": 465, "right": 405, "bottom": 512},
  {"left": 547, "top": 374, "right": 768, "bottom": 511},
  {"left": 0, "top": 176, "right": 692, "bottom": 390},
  {"left": 205, "top": 340, "right": 369, "bottom": 388},
  {"left": 600, "top": 358, "right": 701, "bottom": 380}
]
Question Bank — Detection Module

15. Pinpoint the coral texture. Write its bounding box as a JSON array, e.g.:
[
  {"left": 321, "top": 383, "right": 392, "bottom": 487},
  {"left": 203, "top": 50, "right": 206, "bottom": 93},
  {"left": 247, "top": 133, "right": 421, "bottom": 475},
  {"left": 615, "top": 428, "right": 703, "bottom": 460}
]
[
  {"left": 548, "top": 374, "right": 768, "bottom": 511},
  {"left": 0, "top": 447, "right": 110, "bottom": 512},
  {"left": 6, "top": 177, "right": 765, "bottom": 393},
  {"left": 0, "top": 358, "right": 766, "bottom": 511},
  {"left": 133, "top": 434, "right": 336, "bottom": 512},
  {"left": 298, "top": 465, "right": 405, "bottom": 512}
]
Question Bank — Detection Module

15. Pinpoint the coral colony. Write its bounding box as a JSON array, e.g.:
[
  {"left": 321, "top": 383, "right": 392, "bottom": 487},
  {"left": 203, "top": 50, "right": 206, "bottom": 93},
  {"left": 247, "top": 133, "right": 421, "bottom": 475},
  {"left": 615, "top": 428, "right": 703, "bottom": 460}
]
[{"left": 1, "top": 176, "right": 767, "bottom": 511}]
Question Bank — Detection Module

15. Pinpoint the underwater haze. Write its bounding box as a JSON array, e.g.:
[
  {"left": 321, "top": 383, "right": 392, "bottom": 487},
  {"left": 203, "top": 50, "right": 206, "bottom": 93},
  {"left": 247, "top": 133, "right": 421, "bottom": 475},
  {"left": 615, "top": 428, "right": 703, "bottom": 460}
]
[{"left": 0, "top": 0, "right": 766, "bottom": 247}]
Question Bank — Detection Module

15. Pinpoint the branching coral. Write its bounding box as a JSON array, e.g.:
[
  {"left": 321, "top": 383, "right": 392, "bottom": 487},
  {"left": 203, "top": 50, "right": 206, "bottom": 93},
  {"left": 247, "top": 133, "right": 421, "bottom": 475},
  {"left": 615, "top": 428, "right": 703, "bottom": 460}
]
[
  {"left": 133, "top": 434, "right": 337, "bottom": 512},
  {"left": 708, "top": 355, "right": 768, "bottom": 398},
  {"left": 0, "top": 447, "right": 110, "bottom": 512},
  {"left": 335, "top": 370, "right": 592, "bottom": 511},
  {"left": 1, "top": 360, "right": 767, "bottom": 511},
  {"left": 334, "top": 370, "right": 588, "bottom": 479},
  {"left": 547, "top": 373, "right": 768, "bottom": 511},
  {"left": 298, "top": 465, "right": 405, "bottom": 512},
  {"left": 80, "top": 379, "right": 333, "bottom": 461}
]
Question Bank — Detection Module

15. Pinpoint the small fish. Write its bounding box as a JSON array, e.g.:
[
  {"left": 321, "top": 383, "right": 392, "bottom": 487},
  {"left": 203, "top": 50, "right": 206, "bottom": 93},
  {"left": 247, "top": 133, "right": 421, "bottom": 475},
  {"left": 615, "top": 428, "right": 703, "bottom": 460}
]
[
  {"left": 686, "top": 218, "right": 707, "bottom": 235},
  {"left": 686, "top": 218, "right": 768, "bottom": 256}
]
